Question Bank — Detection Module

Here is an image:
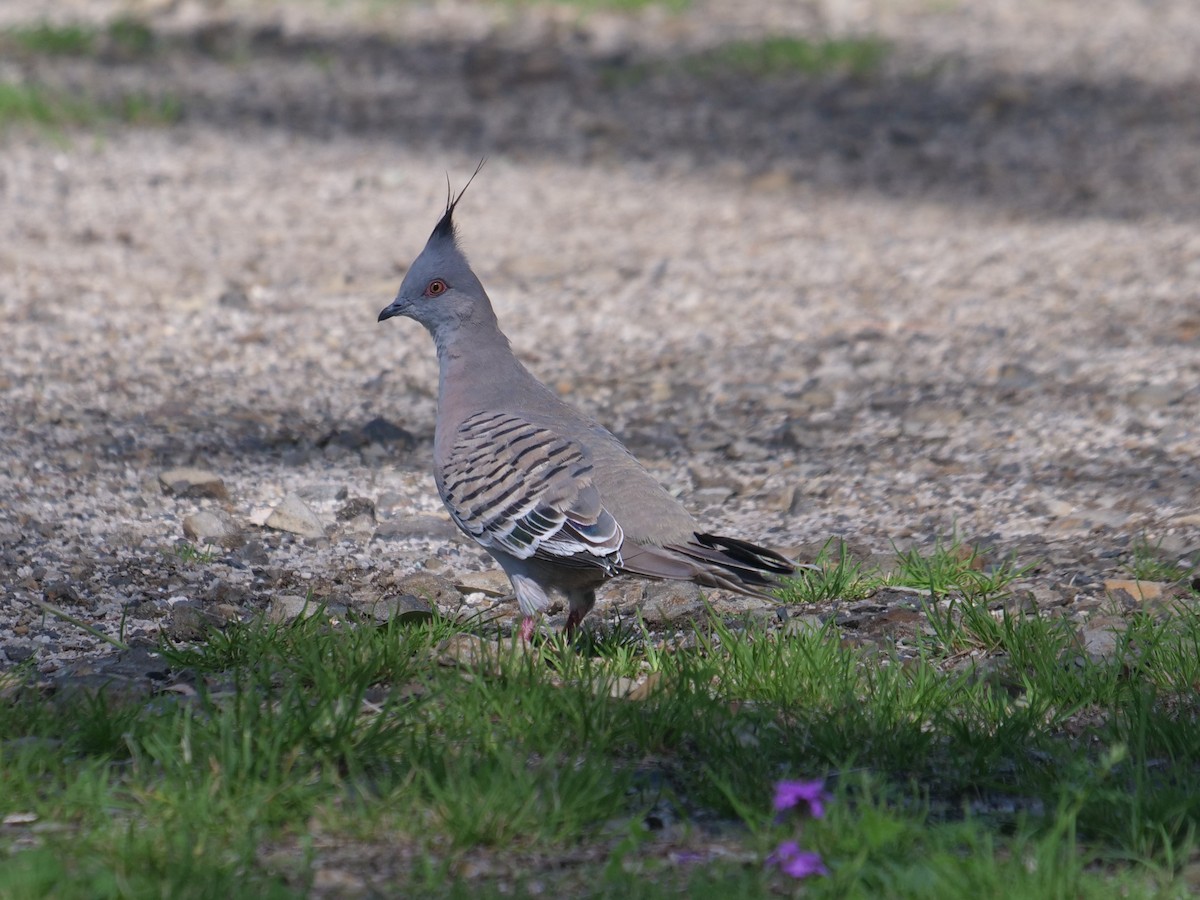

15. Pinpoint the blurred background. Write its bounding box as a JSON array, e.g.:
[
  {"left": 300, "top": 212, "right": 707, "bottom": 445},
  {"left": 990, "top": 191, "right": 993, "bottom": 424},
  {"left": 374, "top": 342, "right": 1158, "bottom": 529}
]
[{"left": 4, "top": 0, "right": 1200, "bottom": 216}]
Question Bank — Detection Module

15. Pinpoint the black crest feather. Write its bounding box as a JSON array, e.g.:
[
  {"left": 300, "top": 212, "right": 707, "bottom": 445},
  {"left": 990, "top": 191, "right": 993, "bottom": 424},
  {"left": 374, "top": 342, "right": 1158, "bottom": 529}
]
[{"left": 432, "top": 158, "right": 486, "bottom": 241}]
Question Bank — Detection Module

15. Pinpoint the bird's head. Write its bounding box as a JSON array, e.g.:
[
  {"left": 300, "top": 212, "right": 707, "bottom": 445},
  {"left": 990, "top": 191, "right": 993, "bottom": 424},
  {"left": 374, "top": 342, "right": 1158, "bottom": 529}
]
[{"left": 378, "top": 162, "right": 494, "bottom": 339}]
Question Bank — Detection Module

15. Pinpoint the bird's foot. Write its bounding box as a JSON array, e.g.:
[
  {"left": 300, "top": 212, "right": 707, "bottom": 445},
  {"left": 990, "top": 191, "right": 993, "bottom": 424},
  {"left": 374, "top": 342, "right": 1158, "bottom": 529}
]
[
  {"left": 519, "top": 616, "right": 537, "bottom": 642},
  {"left": 564, "top": 609, "right": 583, "bottom": 641}
]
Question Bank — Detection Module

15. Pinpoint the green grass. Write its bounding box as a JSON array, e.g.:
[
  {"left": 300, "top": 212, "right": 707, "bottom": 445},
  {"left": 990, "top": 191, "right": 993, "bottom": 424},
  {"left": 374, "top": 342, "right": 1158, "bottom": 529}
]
[
  {"left": 776, "top": 539, "right": 882, "bottom": 604},
  {"left": 169, "top": 542, "right": 220, "bottom": 565},
  {"left": 497, "top": 0, "right": 691, "bottom": 11},
  {"left": 892, "top": 534, "right": 1033, "bottom": 599},
  {"left": 0, "top": 82, "right": 180, "bottom": 131},
  {"left": 1127, "top": 534, "right": 1196, "bottom": 584},
  {"left": 103, "top": 17, "right": 156, "bottom": 57},
  {"left": 778, "top": 534, "right": 1032, "bottom": 607},
  {"left": 1, "top": 578, "right": 1198, "bottom": 896},
  {"left": 690, "top": 36, "right": 889, "bottom": 79},
  {"left": 3, "top": 18, "right": 156, "bottom": 59},
  {"left": 0, "top": 21, "right": 167, "bottom": 133},
  {"left": 4, "top": 22, "right": 95, "bottom": 56},
  {"left": 0, "top": 83, "right": 95, "bottom": 127},
  {"left": 601, "top": 34, "right": 890, "bottom": 89},
  {"left": 778, "top": 535, "right": 1071, "bottom": 657}
]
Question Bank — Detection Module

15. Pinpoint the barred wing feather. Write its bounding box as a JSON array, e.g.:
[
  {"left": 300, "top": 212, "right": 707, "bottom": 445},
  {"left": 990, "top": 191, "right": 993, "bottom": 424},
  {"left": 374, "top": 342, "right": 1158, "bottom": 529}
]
[{"left": 440, "top": 412, "right": 624, "bottom": 573}]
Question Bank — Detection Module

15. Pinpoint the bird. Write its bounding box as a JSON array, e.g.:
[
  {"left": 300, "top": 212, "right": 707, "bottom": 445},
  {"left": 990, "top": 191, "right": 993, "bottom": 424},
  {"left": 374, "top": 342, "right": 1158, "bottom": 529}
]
[{"left": 377, "top": 170, "right": 797, "bottom": 640}]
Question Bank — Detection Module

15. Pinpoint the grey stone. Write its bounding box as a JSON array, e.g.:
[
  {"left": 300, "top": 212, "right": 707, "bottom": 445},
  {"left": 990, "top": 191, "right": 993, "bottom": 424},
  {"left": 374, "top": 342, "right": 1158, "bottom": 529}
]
[
  {"left": 166, "top": 601, "right": 241, "bottom": 640},
  {"left": 692, "top": 487, "right": 734, "bottom": 508},
  {"left": 374, "top": 514, "right": 459, "bottom": 541},
  {"left": 1126, "top": 385, "right": 1179, "bottom": 409},
  {"left": 182, "top": 509, "right": 243, "bottom": 548},
  {"left": 266, "top": 594, "right": 322, "bottom": 624},
  {"left": 126, "top": 598, "right": 166, "bottom": 619},
  {"left": 361, "top": 417, "right": 416, "bottom": 448},
  {"left": 218, "top": 285, "right": 249, "bottom": 309},
  {"left": 374, "top": 492, "right": 408, "bottom": 517},
  {"left": 724, "top": 439, "right": 769, "bottom": 461},
  {"left": 435, "top": 633, "right": 504, "bottom": 673},
  {"left": 338, "top": 514, "right": 377, "bottom": 541},
  {"left": 235, "top": 540, "right": 269, "bottom": 565},
  {"left": 641, "top": 581, "right": 705, "bottom": 625},
  {"left": 336, "top": 497, "right": 376, "bottom": 522},
  {"left": 791, "top": 386, "right": 836, "bottom": 410},
  {"left": 900, "top": 405, "right": 964, "bottom": 440},
  {"left": 689, "top": 468, "right": 744, "bottom": 493},
  {"left": 43, "top": 580, "right": 81, "bottom": 603},
  {"left": 203, "top": 579, "right": 250, "bottom": 606},
  {"left": 775, "top": 422, "right": 837, "bottom": 450},
  {"left": 391, "top": 572, "right": 462, "bottom": 606},
  {"left": 454, "top": 570, "right": 513, "bottom": 598},
  {"left": 265, "top": 493, "right": 326, "bottom": 539},
  {"left": 783, "top": 613, "right": 825, "bottom": 638},
  {"left": 296, "top": 483, "right": 347, "bottom": 503},
  {"left": 353, "top": 593, "right": 434, "bottom": 624},
  {"left": 993, "top": 363, "right": 1038, "bottom": 392},
  {"left": 1080, "top": 627, "right": 1120, "bottom": 662},
  {"left": 166, "top": 603, "right": 206, "bottom": 641},
  {"left": 1078, "top": 617, "right": 1127, "bottom": 663},
  {"left": 605, "top": 580, "right": 646, "bottom": 615},
  {"left": 158, "top": 468, "right": 229, "bottom": 501},
  {"left": 3, "top": 642, "right": 37, "bottom": 664}
]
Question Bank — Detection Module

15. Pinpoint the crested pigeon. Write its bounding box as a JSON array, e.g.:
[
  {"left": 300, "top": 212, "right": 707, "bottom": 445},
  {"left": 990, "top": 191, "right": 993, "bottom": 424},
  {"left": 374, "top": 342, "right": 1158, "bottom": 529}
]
[{"left": 377, "top": 173, "right": 796, "bottom": 639}]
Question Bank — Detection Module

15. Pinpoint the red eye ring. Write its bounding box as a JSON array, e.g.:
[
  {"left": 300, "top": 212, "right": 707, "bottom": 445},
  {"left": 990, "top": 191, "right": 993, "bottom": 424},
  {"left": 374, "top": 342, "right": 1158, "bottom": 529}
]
[{"left": 425, "top": 279, "right": 447, "bottom": 297}]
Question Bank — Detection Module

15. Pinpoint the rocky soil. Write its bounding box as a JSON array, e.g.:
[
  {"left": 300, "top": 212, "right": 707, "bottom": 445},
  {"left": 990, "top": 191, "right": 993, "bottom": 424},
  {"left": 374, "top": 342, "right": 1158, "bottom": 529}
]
[{"left": 1, "top": 0, "right": 1198, "bottom": 689}]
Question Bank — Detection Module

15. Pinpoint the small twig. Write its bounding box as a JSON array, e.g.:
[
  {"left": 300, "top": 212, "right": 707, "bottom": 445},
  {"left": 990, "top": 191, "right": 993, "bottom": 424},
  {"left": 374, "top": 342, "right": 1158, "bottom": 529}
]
[{"left": 28, "top": 597, "right": 131, "bottom": 652}]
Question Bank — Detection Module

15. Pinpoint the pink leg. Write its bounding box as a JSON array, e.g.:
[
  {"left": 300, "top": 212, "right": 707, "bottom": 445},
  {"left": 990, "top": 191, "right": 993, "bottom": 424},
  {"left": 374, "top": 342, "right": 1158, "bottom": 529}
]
[
  {"left": 564, "top": 589, "right": 595, "bottom": 642},
  {"left": 519, "top": 615, "right": 537, "bottom": 642},
  {"left": 565, "top": 609, "right": 583, "bottom": 640}
]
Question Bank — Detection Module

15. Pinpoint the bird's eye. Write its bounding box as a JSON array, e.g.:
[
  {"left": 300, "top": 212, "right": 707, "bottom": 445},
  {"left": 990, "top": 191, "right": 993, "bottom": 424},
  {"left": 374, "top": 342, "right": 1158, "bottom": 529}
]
[{"left": 425, "top": 279, "right": 447, "bottom": 297}]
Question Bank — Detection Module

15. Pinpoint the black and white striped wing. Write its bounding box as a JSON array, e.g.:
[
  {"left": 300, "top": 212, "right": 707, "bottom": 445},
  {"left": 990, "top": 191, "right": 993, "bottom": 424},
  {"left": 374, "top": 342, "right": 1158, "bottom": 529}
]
[{"left": 439, "top": 411, "right": 624, "bottom": 573}]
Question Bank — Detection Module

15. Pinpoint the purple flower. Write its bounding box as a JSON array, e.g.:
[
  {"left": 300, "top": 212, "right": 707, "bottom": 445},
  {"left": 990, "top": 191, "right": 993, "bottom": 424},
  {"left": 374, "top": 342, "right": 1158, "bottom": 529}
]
[
  {"left": 773, "top": 779, "right": 830, "bottom": 818},
  {"left": 767, "top": 841, "right": 828, "bottom": 879}
]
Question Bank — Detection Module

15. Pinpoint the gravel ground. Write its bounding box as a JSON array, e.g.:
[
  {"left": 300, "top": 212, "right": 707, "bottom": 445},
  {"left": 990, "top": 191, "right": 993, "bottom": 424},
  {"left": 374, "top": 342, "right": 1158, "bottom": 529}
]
[{"left": 1, "top": 0, "right": 1198, "bottom": 687}]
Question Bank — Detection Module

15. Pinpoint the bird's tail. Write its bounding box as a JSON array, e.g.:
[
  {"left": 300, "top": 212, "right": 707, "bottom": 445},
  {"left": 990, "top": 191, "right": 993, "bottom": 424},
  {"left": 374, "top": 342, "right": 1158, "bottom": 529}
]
[{"left": 619, "top": 532, "right": 797, "bottom": 600}]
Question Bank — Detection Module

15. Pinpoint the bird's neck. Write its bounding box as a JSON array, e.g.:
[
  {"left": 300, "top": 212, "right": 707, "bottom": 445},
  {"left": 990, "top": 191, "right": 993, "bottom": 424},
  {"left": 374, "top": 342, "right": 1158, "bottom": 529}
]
[
  {"left": 433, "top": 319, "right": 549, "bottom": 455},
  {"left": 434, "top": 317, "right": 514, "bottom": 388}
]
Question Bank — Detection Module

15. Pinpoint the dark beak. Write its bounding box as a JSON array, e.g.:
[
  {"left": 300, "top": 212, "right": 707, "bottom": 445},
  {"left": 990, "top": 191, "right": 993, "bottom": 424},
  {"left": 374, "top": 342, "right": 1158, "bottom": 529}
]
[{"left": 377, "top": 301, "right": 402, "bottom": 322}]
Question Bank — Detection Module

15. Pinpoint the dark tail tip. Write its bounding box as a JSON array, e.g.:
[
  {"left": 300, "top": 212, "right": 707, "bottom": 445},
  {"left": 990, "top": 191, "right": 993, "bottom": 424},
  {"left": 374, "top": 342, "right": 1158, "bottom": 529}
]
[{"left": 693, "top": 532, "right": 795, "bottom": 577}]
